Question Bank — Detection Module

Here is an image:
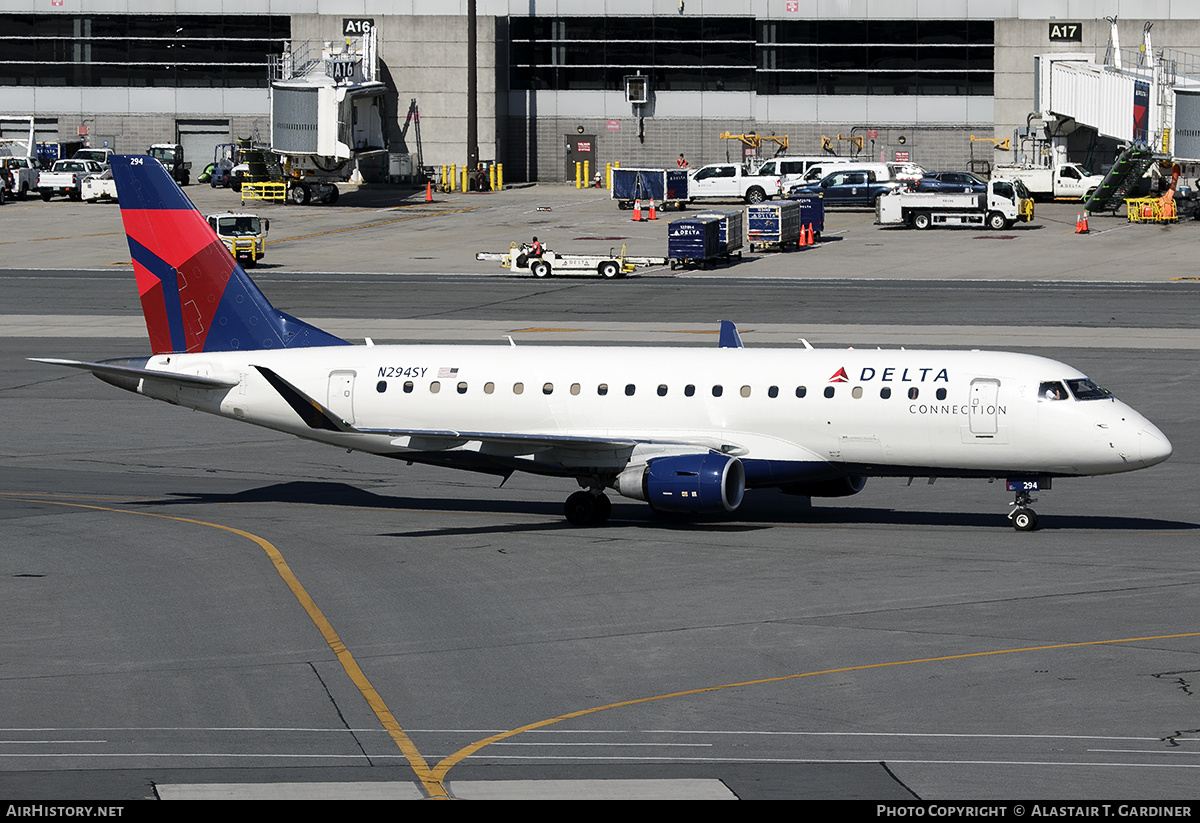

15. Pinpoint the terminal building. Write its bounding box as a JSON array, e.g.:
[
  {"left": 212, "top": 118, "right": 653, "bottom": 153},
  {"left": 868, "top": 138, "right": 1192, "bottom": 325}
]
[{"left": 2, "top": 2, "right": 1200, "bottom": 181}]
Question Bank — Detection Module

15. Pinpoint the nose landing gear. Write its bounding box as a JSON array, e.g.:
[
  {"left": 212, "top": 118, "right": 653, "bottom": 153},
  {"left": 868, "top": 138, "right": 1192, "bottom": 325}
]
[{"left": 1008, "top": 489, "right": 1039, "bottom": 531}]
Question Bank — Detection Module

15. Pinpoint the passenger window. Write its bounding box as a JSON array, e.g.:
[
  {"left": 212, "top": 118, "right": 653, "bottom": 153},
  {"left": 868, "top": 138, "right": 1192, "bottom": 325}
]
[
  {"left": 824, "top": 386, "right": 834, "bottom": 398},
  {"left": 852, "top": 386, "right": 863, "bottom": 399},
  {"left": 908, "top": 387, "right": 918, "bottom": 400},
  {"left": 513, "top": 382, "right": 524, "bottom": 395},
  {"left": 796, "top": 386, "right": 807, "bottom": 398},
  {"left": 657, "top": 384, "right": 668, "bottom": 397},
  {"left": 570, "top": 383, "right": 581, "bottom": 395},
  {"left": 457, "top": 382, "right": 468, "bottom": 394},
  {"left": 936, "top": 388, "right": 946, "bottom": 400},
  {"left": 684, "top": 384, "right": 695, "bottom": 397},
  {"left": 598, "top": 383, "right": 608, "bottom": 396},
  {"left": 543, "top": 382, "right": 553, "bottom": 395},
  {"left": 430, "top": 381, "right": 441, "bottom": 394},
  {"left": 484, "top": 382, "right": 495, "bottom": 394},
  {"left": 740, "top": 386, "right": 751, "bottom": 398},
  {"left": 712, "top": 385, "right": 723, "bottom": 397},
  {"left": 403, "top": 381, "right": 414, "bottom": 393},
  {"left": 625, "top": 384, "right": 636, "bottom": 396},
  {"left": 880, "top": 387, "right": 891, "bottom": 399},
  {"left": 768, "top": 386, "right": 779, "bottom": 398},
  {"left": 376, "top": 381, "right": 387, "bottom": 393}
]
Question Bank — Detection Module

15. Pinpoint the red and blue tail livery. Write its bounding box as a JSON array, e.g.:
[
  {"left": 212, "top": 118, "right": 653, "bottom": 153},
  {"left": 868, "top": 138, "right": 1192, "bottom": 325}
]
[{"left": 111, "top": 155, "right": 347, "bottom": 354}]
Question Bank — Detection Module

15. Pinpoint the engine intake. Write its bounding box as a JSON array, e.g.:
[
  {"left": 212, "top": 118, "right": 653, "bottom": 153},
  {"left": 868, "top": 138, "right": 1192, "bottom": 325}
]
[{"left": 615, "top": 453, "right": 745, "bottom": 513}]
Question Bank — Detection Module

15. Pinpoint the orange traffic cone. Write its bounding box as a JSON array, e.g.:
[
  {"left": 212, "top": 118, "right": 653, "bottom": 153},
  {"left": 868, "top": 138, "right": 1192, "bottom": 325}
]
[
  {"left": 632, "top": 199, "right": 642, "bottom": 221},
  {"left": 425, "top": 181, "right": 433, "bottom": 202},
  {"left": 1081, "top": 211, "right": 1089, "bottom": 232},
  {"left": 1075, "top": 213, "right": 1084, "bottom": 233},
  {"left": 807, "top": 223, "right": 815, "bottom": 245},
  {"left": 798, "top": 224, "right": 808, "bottom": 248},
  {"left": 648, "top": 200, "right": 657, "bottom": 220}
]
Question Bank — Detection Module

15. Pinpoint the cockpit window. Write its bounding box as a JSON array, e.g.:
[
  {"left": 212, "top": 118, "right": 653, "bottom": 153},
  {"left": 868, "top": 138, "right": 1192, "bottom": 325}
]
[
  {"left": 1039, "top": 381, "right": 1068, "bottom": 401},
  {"left": 1065, "top": 378, "right": 1113, "bottom": 400}
]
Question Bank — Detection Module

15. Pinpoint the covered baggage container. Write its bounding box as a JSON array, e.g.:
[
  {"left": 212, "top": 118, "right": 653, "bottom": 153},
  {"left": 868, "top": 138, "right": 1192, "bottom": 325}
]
[
  {"left": 667, "top": 216, "right": 723, "bottom": 269},
  {"left": 747, "top": 200, "right": 803, "bottom": 251},
  {"left": 612, "top": 167, "right": 688, "bottom": 210}
]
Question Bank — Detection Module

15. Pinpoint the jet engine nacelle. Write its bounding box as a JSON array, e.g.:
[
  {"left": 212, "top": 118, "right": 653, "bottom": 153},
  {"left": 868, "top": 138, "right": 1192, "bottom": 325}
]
[
  {"left": 614, "top": 453, "right": 745, "bottom": 513},
  {"left": 781, "top": 475, "right": 867, "bottom": 498}
]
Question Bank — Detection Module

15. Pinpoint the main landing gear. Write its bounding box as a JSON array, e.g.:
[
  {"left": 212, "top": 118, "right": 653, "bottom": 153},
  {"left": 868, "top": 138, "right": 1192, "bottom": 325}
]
[
  {"left": 1008, "top": 490, "right": 1039, "bottom": 532},
  {"left": 564, "top": 490, "right": 612, "bottom": 526}
]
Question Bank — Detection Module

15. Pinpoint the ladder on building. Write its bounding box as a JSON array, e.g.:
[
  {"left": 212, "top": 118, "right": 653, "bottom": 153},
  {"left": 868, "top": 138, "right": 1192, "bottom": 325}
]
[{"left": 1083, "top": 143, "right": 1157, "bottom": 214}]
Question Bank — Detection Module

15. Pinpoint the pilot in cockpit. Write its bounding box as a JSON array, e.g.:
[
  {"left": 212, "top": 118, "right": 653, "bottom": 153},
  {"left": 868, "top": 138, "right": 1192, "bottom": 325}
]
[{"left": 1040, "top": 381, "right": 1068, "bottom": 401}]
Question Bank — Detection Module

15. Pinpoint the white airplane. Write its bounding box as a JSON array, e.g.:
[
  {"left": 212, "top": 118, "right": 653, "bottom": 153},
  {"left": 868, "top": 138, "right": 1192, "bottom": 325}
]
[{"left": 34, "top": 156, "right": 1172, "bottom": 530}]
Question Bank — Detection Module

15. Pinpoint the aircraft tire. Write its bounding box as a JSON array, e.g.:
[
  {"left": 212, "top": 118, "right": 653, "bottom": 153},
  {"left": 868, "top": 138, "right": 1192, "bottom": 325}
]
[
  {"left": 1012, "top": 508, "right": 1038, "bottom": 531},
  {"left": 564, "top": 491, "right": 596, "bottom": 526}
]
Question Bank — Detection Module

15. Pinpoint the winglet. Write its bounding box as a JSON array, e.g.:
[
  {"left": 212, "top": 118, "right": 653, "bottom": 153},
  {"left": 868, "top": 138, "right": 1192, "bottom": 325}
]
[{"left": 718, "top": 320, "right": 744, "bottom": 349}]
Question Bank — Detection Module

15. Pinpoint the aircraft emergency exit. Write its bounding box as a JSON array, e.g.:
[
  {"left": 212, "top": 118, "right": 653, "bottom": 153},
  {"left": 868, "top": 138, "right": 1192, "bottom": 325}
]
[{"left": 34, "top": 156, "right": 1172, "bottom": 530}]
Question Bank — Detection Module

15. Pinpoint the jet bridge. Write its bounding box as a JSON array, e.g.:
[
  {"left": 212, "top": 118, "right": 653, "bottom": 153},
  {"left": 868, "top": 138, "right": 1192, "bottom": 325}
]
[
  {"left": 1036, "top": 21, "right": 1200, "bottom": 163},
  {"left": 268, "top": 32, "right": 389, "bottom": 203}
]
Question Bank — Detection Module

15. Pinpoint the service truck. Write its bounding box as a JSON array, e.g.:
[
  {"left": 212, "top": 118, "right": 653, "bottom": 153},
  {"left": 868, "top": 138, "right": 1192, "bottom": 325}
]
[
  {"left": 688, "top": 163, "right": 779, "bottom": 204},
  {"left": 206, "top": 211, "right": 269, "bottom": 267},
  {"left": 148, "top": 143, "right": 192, "bottom": 186},
  {"left": 875, "top": 178, "right": 1034, "bottom": 230},
  {"left": 992, "top": 162, "right": 1102, "bottom": 201},
  {"left": 0, "top": 156, "right": 38, "bottom": 200},
  {"left": 37, "top": 159, "right": 103, "bottom": 201}
]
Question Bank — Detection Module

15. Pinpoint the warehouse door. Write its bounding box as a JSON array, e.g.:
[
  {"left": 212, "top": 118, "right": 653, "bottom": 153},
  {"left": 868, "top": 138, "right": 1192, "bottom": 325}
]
[{"left": 177, "top": 120, "right": 231, "bottom": 177}]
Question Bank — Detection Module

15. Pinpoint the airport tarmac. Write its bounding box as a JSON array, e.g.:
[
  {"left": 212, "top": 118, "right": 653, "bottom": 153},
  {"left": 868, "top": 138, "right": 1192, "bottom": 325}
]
[
  {"left": 2, "top": 178, "right": 1199, "bottom": 281},
  {"left": 1, "top": 181, "right": 1199, "bottom": 801}
]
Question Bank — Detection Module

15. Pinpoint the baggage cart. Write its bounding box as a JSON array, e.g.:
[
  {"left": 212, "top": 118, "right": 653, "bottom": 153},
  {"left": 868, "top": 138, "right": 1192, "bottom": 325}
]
[
  {"left": 668, "top": 216, "right": 726, "bottom": 269},
  {"left": 746, "top": 200, "right": 803, "bottom": 251},
  {"left": 612, "top": 167, "right": 689, "bottom": 210}
]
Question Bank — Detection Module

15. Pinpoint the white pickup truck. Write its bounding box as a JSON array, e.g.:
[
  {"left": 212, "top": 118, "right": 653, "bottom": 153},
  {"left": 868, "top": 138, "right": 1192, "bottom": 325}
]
[
  {"left": 38, "top": 159, "right": 104, "bottom": 201},
  {"left": 688, "top": 163, "right": 779, "bottom": 204},
  {"left": 992, "top": 162, "right": 1102, "bottom": 201},
  {"left": 0, "top": 156, "right": 39, "bottom": 200}
]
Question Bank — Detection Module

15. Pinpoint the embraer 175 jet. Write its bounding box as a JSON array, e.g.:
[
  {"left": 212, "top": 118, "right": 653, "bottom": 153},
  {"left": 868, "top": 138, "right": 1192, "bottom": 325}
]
[{"left": 35, "top": 156, "right": 1171, "bottom": 530}]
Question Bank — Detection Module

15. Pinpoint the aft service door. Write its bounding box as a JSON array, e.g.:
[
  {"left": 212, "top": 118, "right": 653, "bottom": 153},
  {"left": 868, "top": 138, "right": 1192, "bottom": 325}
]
[{"left": 328, "top": 370, "right": 356, "bottom": 426}]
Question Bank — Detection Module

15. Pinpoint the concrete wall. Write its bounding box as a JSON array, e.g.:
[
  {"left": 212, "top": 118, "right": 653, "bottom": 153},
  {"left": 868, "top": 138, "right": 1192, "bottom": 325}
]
[
  {"left": 505, "top": 97, "right": 987, "bottom": 183},
  {"left": 288, "top": 13, "right": 500, "bottom": 172}
]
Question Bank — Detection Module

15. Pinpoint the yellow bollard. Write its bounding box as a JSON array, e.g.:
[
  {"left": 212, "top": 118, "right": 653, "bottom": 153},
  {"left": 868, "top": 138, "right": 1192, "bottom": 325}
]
[
  {"left": 461, "top": 167, "right": 468, "bottom": 193},
  {"left": 440, "top": 165, "right": 446, "bottom": 191},
  {"left": 450, "top": 163, "right": 457, "bottom": 192},
  {"left": 489, "top": 165, "right": 496, "bottom": 191},
  {"left": 606, "top": 162, "right": 613, "bottom": 190},
  {"left": 584, "top": 160, "right": 590, "bottom": 187},
  {"left": 497, "top": 163, "right": 504, "bottom": 189},
  {"left": 575, "top": 162, "right": 581, "bottom": 189}
]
